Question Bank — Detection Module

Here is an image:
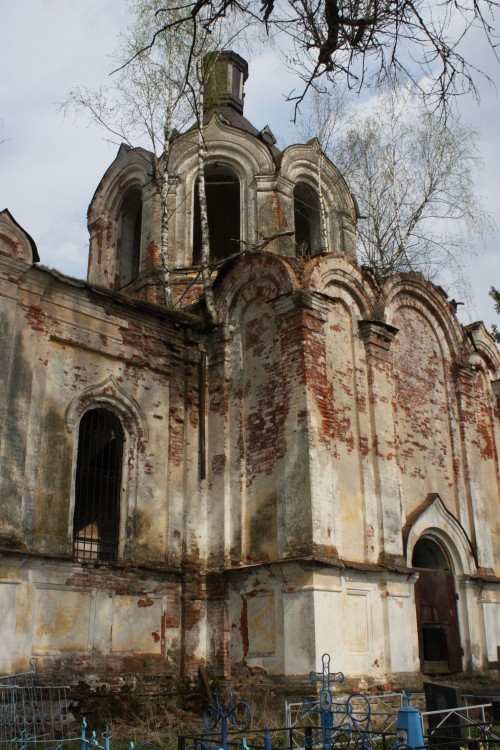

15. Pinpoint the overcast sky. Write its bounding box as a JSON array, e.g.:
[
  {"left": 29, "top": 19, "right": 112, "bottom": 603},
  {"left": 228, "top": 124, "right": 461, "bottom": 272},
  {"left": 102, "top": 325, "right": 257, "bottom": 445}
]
[{"left": 1, "top": 0, "right": 499, "bottom": 331}]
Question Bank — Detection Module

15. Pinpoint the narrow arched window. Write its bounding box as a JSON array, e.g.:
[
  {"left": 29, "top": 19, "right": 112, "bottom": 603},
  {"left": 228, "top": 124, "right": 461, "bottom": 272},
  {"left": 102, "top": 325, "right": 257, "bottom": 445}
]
[
  {"left": 118, "top": 187, "right": 142, "bottom": 287},
  {"left": 294, "top": 182, "right": 321, "bottom": 257},
  {"left": 73, "top": 408, "right": 123, "bottom": 562},
  {"left": 193, "top": 164, "right": 240, "bottom": 264}
]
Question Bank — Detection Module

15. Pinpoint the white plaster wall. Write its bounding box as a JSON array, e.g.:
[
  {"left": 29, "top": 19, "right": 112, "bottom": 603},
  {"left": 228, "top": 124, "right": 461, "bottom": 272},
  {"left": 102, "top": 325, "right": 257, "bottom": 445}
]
[
  {"left": 382, "top": 578, "right": 419, "bottom": 673},
  {"left": 482, "top": 596, "right": 500, "bottom": 660},
  {"left": 283, "top": 589, "right": 316, "bottom": 675},
  {"left": 0, "top": 580, "right": 19, "bottom": 673}
]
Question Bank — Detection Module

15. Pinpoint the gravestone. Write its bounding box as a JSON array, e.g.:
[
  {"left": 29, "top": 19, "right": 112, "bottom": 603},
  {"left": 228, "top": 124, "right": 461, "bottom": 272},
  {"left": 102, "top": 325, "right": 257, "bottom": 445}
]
[{"left": 424, "top": 682, "right": 465, "bottom": 749}]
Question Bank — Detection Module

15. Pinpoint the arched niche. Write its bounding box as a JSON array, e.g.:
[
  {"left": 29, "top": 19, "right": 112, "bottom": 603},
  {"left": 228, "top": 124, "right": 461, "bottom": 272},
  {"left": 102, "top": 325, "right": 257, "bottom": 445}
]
[
  {"left": 293, "top": 182, "right": 322, "bottom": 257},
  {"left": 117, "top": 186, "right": 143, "bottom": 287},
  {"left": 303, "top": 254, "right": 375, "bottom": 321},
  {"left": 193, "top": 163, "right": 240, "bottom": 264}
]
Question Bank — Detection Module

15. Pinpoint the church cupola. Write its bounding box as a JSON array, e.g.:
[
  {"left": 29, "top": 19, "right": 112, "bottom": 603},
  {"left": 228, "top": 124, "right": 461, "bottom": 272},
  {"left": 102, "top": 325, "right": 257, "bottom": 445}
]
[{"left": 204, "top": 51, "right": 249, "bottom": 114}]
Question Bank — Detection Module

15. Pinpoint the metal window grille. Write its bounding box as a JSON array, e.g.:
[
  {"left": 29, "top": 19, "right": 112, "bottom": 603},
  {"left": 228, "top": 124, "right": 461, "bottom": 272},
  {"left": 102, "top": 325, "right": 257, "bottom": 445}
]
[{"left": 73, "top": 408, "right": 123, "bottom": 562}]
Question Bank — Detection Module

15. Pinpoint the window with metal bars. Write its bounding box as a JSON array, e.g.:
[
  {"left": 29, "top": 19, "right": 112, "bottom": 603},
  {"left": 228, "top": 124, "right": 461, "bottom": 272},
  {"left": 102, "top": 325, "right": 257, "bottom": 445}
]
[{"left": 73, "top": 408, "right": 123, "bottom": 562}]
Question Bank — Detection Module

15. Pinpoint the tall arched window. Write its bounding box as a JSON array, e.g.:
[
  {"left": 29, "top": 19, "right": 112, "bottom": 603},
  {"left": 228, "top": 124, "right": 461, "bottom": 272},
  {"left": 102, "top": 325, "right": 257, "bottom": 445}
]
[
  {"left": 193, "top": 164, "right": 240, "bottom": 264},
  {"left": 118, "top": 187, "right": 142, "bottom": 287},
  {"left": 294, "top": 182, "right": 321, "bottom": 257},
  {"left": 73, "top": 408, "right": 123, "bottom": 562}
]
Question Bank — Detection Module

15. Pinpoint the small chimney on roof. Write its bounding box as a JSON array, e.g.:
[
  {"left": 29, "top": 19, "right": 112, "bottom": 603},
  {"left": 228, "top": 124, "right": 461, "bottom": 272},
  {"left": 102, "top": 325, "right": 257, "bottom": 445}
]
[{"left": 204, "top": 51, "right": 249, "bottom": 114}]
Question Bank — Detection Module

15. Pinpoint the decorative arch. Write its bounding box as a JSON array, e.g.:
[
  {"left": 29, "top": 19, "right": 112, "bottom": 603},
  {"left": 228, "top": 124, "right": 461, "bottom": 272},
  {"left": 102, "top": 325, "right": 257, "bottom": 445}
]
[
  {"left": 383, "top": 274, "right": 466, "bottom": 362},
  {"left": 170, "top": 116, "right": 277, "bottom": 265},
  {"left": 465, "top": 322, "right": 500, "bottom": 379},
  {"left": 0, "top": 209, "right": 39, "bottom": 264},
  {"left": 405, "top": 495, "right": 475, "bottom": 674},
  {"left": 303, "top": 254, "right": 377, "bottom": 321},
  {"left": 65, "top": 376, "right": 148, "bottom": 441},
  {"left": 213, "top": 251, "right": 299, "bottom": 321},
  {"left": 88, "top": 145, "right": 152, "bottom": 223},
  {"left": 404, "top": 493, "right": 476, "bottom": 576},
  {"left": 65, "top": 377, "right": 148, "bottom": 562},
  {"left": 87, "top": 145, "right": 153, "bottom": 290}
]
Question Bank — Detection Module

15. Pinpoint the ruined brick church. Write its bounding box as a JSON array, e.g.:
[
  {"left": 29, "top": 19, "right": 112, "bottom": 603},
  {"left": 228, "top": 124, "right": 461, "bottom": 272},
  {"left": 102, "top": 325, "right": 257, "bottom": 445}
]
[{"left": 1, "top": 52, "right": 499, "bottom": 691}]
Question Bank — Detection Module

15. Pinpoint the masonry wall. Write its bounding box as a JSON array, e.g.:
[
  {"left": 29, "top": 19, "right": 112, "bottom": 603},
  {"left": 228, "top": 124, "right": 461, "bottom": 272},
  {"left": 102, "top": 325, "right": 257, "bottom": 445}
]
[
  {"left": 0, "top": 247, "right": 206, "bottom": 680},
  {"left": 1, "top": 200, "right": 500, "bottom": 689},
  {"left": 213, "top": 253, "right": 500, "bottom": 681}
]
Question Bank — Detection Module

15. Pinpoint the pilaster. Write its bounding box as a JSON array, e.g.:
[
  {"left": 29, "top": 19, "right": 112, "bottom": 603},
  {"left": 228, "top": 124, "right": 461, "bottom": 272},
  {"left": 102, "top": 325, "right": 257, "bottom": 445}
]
[
  {"left": 455, "top": 362, "right": 495, "bottom": 573},
  {"left": 358, "top": 319, "right": 404, "bottom": 564}
]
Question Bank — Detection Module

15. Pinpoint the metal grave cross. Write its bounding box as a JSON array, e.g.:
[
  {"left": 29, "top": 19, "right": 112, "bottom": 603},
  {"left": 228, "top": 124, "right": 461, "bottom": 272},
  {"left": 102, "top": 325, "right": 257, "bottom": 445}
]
[
  {"left": 304, "top": 654, "right": 344, "bottom": 750},
  {"left": 309, "top": 653, "right": 344, "bottom": 713}
]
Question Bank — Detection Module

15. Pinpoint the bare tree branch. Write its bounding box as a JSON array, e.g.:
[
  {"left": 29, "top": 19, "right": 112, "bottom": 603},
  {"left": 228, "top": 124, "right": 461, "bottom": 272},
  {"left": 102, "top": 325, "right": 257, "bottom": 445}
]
[
  {"left": 301, "top": 83, "right": 494, "bottom": 298},
  {"left": 139, "top": 0, "right": 499, "bottom": 115}
]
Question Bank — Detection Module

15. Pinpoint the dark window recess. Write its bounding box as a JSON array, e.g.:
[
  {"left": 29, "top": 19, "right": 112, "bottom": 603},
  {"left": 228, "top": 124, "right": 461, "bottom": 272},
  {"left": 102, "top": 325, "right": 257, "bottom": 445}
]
[
  {"left": 193, "top": 165, "right": 240, "bottom": 264},
  {"left": 73, "top": 408, "right": 123, "bottom": 562},
  {"left": 118, "top": 187, "right": 142, "bottom": 287},
  {"left": 294, "top": 182, "right": 322, "bottom": 257}
]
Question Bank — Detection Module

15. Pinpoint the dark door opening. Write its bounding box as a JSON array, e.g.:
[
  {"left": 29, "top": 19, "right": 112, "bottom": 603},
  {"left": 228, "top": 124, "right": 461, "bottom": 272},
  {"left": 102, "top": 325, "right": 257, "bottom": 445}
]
[{"left": 413, "top": 537, "right": 462, "bottom": 674}]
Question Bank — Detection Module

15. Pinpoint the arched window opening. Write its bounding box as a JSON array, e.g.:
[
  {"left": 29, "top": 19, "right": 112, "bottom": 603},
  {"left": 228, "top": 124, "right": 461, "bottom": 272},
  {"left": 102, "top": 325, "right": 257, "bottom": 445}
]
[
  {"left": 118, "top": 187, "right": 142, "bottom": 287},
  {"left": 193, "top": 164, "right": 240, "bottom": 265},
  {"left": 412, "top": 537, "right": 462, "bottom": 672},
  {"left": 73, "top": 408, "right": 123, "bottom": 562},
  {"left": 294, "top": 182, "right": 321, "bottom": 258}
]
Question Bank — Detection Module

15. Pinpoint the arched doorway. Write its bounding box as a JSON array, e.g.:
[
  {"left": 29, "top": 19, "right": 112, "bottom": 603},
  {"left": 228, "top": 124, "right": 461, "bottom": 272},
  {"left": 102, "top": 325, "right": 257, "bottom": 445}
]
[{"left": 412, "top": 537, "right": 462, "bottom": 673}]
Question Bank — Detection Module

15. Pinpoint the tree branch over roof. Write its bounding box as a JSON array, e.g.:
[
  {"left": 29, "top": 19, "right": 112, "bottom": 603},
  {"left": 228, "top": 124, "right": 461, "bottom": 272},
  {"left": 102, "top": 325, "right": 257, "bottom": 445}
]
[{"left": 140, "top": 0, "right": 499, "bottom": 117}]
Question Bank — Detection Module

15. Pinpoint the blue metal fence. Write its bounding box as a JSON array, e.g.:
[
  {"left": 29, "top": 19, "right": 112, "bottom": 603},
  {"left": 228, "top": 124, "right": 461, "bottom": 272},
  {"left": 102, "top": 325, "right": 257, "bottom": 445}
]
[{"left": 0, "top": 674, "right": 72, "bottom": 750}]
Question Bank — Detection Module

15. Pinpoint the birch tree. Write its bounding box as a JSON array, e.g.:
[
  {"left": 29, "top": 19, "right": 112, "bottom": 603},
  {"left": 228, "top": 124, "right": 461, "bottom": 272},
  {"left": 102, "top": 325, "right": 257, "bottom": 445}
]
[
  {"left": 194, "top": 57, "right": 218, "bottom": 323},
  {"left": 301, "top": 84, "right": 491, "bottom": 297},
  {"left": 490, "top": 287, "right": 500, "bottom": 343},
  {"left": 65, "top": 0, "right": 196, "bottom": 306},
  {"left": 65, "top": 1, "right": 255, "bottom": 320}
]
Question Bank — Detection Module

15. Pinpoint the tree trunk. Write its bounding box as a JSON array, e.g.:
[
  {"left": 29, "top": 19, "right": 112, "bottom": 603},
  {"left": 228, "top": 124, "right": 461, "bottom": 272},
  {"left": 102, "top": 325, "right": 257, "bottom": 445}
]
[
  {"left": 197, "top": 61, "right": 218, "bottom": 324},
  {"left": 317, "top": 146, "right": 328, "bottom": 251},
  {"left": 159, "top": 141, "right": 173, "bottom": 307}
]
